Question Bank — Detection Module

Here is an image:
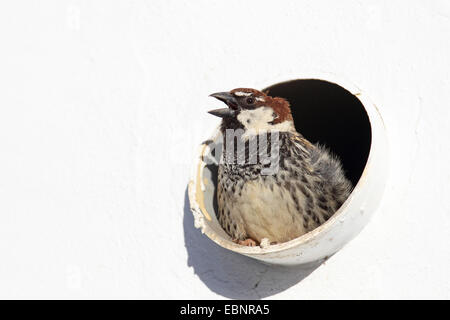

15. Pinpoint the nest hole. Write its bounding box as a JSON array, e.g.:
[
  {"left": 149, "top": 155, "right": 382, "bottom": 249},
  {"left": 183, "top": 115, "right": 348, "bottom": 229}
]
[{"left": 201, "top": 79, "right": 372, "bottom": 242}]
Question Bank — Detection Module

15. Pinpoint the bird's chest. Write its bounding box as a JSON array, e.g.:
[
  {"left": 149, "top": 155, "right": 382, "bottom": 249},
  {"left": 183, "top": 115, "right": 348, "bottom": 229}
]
[{"left": 218, "top": 165, "right": 308, "bottom": 242}]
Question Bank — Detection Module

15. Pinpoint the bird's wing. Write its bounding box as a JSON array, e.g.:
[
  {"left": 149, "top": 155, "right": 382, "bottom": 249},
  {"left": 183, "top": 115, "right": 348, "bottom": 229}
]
[{"left": 290, "top": 133, "right": 315, "bottom": 154}]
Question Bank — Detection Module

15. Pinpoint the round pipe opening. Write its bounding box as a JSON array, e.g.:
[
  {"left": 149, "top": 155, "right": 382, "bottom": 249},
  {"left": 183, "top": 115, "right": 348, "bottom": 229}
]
[{"left": 189, "top": 77, "right": 387, "bottom": 266}]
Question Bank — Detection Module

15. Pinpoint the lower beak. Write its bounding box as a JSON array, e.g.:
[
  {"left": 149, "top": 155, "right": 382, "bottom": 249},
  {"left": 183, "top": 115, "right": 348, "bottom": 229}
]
[
  {"left": 208, "top": 108, "right": 236, "bottom": 118},
  {"left": 208, "top": 91, "right": 238, "bottom": 118}
]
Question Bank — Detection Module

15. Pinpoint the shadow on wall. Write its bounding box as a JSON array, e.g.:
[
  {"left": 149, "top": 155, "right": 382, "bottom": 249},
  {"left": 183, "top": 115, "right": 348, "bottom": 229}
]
[{"left": 183, "top": 187, "right": 322, "bottom": 299}]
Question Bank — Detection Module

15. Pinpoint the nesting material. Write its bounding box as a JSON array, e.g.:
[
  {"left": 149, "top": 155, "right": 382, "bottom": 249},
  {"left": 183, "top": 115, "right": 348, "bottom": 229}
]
[{"left": 259, "top": 238, "right": 271, "bottom": 249}]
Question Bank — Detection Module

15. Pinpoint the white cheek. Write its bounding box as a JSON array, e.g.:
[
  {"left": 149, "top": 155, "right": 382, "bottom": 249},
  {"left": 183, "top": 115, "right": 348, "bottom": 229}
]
[
  {"left": 237, "top": 107, "right": 275, "bottom": 130},
  {"left": 237, "top": 107, "right": 295, "bottom": 139}
]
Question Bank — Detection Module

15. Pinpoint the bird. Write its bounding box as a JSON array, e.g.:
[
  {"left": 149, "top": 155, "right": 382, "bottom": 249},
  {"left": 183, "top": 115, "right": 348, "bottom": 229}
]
[{"left": 208, "top": 88, "right": 352, "bottom": 247}]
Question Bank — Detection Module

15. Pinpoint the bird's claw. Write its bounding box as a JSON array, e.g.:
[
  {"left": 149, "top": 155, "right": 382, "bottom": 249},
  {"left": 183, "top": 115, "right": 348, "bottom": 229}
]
[{"left": 235, "top": 238, "right": 258, "bottom": 247}]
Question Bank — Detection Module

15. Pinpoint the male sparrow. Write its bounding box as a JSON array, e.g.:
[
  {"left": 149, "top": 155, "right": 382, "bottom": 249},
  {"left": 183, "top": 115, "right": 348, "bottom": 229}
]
[{"left": 208, "top": 88, "right": 352, "bottom": 246}]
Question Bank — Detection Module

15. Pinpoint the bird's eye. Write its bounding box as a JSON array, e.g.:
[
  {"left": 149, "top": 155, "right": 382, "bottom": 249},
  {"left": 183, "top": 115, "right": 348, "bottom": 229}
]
[{"left": 246, "top": 97, "right": 254, "bottom": 105}]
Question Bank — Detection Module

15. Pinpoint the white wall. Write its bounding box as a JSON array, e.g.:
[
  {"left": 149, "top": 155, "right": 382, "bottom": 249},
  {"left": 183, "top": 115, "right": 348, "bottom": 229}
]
[{"left": 0, "top": 0, "right": 449, "bottom": 299}]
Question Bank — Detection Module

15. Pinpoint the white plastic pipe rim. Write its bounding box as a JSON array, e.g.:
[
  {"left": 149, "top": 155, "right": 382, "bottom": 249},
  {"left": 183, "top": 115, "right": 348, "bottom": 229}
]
[{"left": 189, "top": 74, "right": 388, "bottom": 266}]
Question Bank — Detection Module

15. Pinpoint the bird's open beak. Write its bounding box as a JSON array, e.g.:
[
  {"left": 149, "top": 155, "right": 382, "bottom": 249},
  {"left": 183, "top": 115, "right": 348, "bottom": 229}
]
[{"left": 208, "top": 92, "right": 238, "bottom": 118}]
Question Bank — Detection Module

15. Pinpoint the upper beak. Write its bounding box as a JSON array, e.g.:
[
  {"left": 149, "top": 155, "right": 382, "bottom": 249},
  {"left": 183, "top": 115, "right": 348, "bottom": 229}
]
[{"left": 208, "top": 92, "right": 238, "bottom": 118}]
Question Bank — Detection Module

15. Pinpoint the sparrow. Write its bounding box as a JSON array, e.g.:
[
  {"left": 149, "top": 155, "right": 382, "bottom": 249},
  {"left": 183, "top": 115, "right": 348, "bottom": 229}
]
[{"left": 208, "top": 88, "right": 352, "bottom": 246}]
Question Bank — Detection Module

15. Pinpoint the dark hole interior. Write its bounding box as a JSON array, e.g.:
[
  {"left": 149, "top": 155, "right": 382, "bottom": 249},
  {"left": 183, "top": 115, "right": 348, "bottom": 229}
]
[{"left": 263, "top": 79, "right": 372, "bottom": 187}]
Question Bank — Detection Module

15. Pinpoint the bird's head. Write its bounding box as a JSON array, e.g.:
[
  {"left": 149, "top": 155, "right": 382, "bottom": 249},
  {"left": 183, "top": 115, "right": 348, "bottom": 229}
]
[{"left": 208, "top": 88, "right": 295, "bottom": 134}]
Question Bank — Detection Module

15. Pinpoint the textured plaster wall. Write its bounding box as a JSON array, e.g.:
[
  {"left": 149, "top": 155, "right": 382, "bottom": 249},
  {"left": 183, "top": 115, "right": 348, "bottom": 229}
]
[{"left": 0, "top": 1, "right": 449, "bottom": 299}]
